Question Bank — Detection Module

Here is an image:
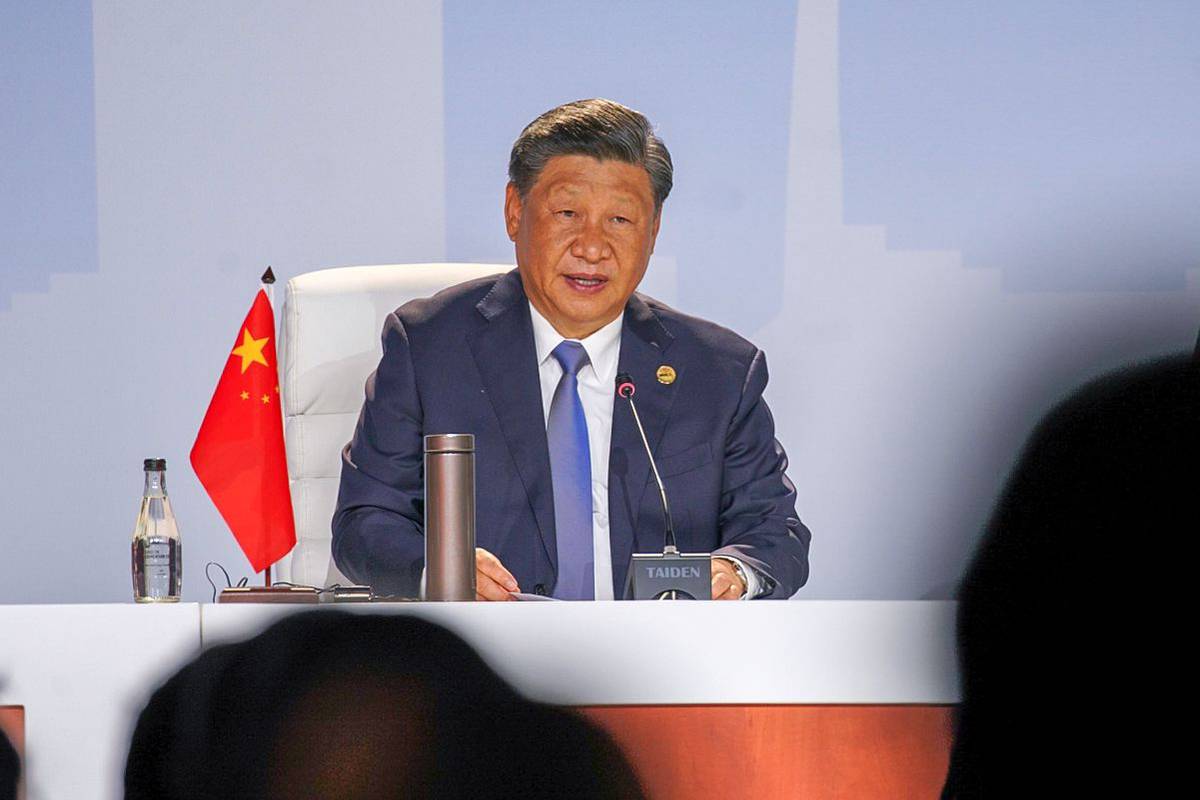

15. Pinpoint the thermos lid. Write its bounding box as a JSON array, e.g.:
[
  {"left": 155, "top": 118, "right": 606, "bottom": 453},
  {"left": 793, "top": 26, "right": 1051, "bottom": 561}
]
[{"left": 424, "top": 433, "right": 475, "bottom": 454}]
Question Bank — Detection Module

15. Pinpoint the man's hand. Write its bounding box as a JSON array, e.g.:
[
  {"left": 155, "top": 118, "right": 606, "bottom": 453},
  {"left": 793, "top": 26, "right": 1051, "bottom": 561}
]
[
  {"left": 475, "top": 547, "right": 520, "bottom": 601},
  {"left": 711, "top": 557, "right": 746, "bottom": 600}
]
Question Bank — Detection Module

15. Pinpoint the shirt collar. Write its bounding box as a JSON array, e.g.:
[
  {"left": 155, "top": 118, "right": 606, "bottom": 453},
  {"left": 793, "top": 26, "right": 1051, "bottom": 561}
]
[{"left": 528, "top": 301, "right": 623, "bottom": 379}]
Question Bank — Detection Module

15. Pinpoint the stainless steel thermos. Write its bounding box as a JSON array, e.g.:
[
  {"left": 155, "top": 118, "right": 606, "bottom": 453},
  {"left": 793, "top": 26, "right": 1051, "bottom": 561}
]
[{"left": 423, "top": 433, "right": 476, "bottom": 601}]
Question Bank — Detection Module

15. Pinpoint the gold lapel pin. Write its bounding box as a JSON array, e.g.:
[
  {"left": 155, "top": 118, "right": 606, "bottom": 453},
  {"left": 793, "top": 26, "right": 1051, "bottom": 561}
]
[{"left": 656, "top": 365, "right": 677, "bottom": 385}]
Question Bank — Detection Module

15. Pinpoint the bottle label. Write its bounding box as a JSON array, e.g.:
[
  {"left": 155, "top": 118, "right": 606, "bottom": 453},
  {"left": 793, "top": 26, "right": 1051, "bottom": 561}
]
[{"left": 137, "top": 536, "right": 175, "bottom": 598}]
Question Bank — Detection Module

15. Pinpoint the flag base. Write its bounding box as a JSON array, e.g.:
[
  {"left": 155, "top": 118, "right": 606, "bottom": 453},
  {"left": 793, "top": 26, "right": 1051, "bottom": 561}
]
[{"left": 217, "top": 586, "right": 319, "bottom": 604}]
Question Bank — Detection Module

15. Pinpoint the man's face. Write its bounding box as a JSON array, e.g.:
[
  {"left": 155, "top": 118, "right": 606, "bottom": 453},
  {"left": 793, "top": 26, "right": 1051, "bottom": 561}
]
[{"left": 505, "top": 155, "right": 661, "bottom": 339}]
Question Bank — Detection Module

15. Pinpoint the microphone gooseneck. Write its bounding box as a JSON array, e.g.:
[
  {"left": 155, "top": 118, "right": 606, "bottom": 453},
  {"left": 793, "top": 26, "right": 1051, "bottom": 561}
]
[{"left": 614, "top": 373, "right": 677, "bottom": 553}]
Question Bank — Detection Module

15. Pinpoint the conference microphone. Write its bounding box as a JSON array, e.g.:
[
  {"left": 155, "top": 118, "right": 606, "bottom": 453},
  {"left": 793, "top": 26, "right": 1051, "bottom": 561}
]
[{"left": 615, "top": 373, "right": 712, "bottom": 600}]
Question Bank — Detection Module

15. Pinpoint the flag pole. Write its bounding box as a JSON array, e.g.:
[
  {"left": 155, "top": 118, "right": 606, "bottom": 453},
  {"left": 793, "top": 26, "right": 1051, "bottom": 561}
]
[{"left": 261, "top": 266, "right": 276, "bottom": 588}]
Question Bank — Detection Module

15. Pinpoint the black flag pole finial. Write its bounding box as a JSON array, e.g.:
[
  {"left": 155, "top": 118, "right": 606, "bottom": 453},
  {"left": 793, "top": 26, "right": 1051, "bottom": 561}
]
[{"left": 261, "top": 266, "right": 276, "bottom": 285}]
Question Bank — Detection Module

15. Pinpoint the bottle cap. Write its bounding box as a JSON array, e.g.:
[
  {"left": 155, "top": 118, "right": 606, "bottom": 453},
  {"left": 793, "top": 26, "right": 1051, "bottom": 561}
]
[{"left": 143, "top": 458, "right": 167, "bottom": 471}]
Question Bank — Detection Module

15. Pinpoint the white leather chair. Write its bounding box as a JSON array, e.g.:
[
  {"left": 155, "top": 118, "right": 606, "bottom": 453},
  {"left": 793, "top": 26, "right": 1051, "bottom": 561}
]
[{"left": 277, "top": 263, "right": 510, "bottom": 587}]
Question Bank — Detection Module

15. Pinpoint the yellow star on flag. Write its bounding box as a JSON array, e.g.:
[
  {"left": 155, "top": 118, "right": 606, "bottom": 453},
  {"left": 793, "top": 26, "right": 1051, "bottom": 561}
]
[
  {"left": 231, "top": 328, "right": 270, "bottom": 373},
  {"left": 240, "top": 391, "right": 250, "bottom": 401},
  {"left": 261, "top": 394, "right": 271, "bottom": 404}
]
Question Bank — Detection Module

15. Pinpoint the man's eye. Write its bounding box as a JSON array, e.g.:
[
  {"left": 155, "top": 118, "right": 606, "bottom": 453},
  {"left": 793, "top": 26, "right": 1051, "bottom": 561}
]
[
  {"left": 556, "top": 210, "right": 576, "bottom": 218},
  {"left": 611, "top": 216, "right": 631, "bottom": 225}
]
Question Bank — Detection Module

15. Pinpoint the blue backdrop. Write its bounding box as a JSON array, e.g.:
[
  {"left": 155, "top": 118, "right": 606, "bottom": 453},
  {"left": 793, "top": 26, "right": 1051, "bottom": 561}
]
[{"left": 1, "top": 0, "right": 1196, "bottom": 602}]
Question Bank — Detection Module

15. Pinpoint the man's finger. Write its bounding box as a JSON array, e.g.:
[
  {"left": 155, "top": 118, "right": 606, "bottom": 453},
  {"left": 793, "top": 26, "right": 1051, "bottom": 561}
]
[
  {"left": 476, "top": 548, "right": 520, "bottom": 592},
  {"left": 712, "top": 573, "right": 734, "bottom": 600},
  {"left": 476, "top": 571, "right": 513, "bottom": 601}
]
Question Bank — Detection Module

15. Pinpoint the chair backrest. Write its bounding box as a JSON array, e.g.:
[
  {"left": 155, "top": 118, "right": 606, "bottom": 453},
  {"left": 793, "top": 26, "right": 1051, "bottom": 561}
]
[{"left": 279, "top": 263, "right": 511, "bottom": 587}]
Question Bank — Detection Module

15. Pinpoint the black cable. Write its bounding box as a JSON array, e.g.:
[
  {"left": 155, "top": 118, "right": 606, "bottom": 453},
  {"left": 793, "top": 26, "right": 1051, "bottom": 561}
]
[
  {"left": 205, "top": 562, "right": 231, "bottom": 603},
  {"left": 205, "top": 562, "right": 250, "bottom": 602}
]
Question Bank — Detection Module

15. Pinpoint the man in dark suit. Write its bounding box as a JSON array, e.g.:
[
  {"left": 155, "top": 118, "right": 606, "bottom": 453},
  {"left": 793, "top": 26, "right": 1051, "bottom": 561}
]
[{"left": 333, "top": 98, "right": 809, "bottom": 600}]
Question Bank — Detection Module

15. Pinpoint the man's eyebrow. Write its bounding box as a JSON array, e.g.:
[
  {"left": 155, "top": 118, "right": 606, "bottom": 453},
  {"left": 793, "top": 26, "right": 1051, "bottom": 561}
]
[{"left": 607, "top": 193, "right": 642, "bottom": 207}]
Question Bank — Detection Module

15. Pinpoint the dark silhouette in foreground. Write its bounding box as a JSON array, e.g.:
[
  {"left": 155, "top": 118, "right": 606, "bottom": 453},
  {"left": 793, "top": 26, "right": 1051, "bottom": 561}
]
[
  {"left": 942, "top": 353, "right": 1197, "bottom": 797},
  {"left": 0, "top": 728, "right": 17, "bottom": 800},
  {"left": 125, "top": 611, "right": 644, "bottom": 800}
]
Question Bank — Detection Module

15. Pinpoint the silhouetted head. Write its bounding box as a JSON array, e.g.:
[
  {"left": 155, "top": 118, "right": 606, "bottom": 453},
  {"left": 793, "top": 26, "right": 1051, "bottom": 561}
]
[
  {"left": 942, "top": 354, "right": 1198, "bottom": 797},
  {"left": 125, "top": 611, "right": 644, "bottom": 800}
]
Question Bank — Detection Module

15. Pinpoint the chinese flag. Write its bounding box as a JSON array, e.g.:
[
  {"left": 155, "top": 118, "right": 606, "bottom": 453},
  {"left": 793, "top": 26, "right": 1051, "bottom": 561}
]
[{"left": 190, "top": 290, "right": 296, "bottom": 572}]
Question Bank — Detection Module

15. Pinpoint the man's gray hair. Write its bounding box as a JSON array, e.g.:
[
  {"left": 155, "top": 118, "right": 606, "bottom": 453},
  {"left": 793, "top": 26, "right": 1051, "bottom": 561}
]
[{"left": 508, "top": 98, "right": 673, "bottom": 210}]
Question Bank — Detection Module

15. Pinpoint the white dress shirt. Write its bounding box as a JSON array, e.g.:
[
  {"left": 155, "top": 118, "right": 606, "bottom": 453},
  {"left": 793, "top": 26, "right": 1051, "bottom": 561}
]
[{"left": 527, "top": 302, "right": 761, "bottom": 600}]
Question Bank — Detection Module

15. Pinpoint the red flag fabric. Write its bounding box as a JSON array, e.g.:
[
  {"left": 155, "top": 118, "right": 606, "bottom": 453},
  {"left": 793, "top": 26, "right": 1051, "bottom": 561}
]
[{"left": 190, "top": 289, "right": 296, "bottom": 572}]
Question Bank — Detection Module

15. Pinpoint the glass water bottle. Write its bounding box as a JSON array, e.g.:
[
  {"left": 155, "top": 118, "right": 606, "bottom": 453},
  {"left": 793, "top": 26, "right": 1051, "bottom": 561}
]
[{"left": 132, "top": 458, "right": 182, "bottom": 602}]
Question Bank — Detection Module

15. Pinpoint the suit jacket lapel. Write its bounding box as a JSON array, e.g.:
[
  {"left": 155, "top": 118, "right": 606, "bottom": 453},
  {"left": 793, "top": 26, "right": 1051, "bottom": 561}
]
[
  {"left": 468, "top": 271, "right": 558, "bottom": 572},
  {"left": 608, "top": 293, "right": 678, "bottom": 597}
]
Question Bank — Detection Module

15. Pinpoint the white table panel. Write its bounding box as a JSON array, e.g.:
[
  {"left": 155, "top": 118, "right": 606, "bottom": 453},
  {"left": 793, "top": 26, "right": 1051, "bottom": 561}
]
[{"left": 0, "top": 603, "right": 200, "bottom": 800}]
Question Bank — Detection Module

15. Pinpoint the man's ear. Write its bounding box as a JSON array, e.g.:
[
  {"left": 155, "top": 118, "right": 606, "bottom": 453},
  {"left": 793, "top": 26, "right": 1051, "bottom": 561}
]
[{"left": 504, "top": 183, "right": 523, "bottom": 242}]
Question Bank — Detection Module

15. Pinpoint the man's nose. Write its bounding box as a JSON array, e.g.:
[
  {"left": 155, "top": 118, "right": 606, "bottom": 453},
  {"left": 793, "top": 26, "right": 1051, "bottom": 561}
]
[{"left": 570, "top": 220, "right": 610, "bottom": 264}]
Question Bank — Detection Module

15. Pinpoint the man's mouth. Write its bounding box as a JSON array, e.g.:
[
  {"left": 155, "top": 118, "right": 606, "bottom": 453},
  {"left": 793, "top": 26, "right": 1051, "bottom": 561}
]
[{"left": 563, "top": 274, "right": 608, "bottom": 292}]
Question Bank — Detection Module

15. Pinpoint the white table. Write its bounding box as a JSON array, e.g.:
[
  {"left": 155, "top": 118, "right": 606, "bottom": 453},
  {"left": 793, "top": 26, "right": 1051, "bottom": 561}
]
[
  {"left": 0, "top": 604, "right": 200, "bottom": 800},
  {"left": 1, "top": 601, "right": 958, "bottom": 799}
]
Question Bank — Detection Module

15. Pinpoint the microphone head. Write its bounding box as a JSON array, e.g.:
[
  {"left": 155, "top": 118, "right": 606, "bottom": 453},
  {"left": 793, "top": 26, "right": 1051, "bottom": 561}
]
[{"left": 615, "top": 373, "right": 636, "bottom": 399}]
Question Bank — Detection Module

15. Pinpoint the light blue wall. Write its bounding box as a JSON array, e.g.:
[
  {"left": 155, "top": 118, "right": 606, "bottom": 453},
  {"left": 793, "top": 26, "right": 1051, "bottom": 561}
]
[
  {"left": 0, "top": 0, "right": 97, "bottom": 308},
  {"left": 841, "top": 0, "right": 1200, "bottom": 290},
  {"left": 1, "top": 1, "right": 1197, "bottom": 602}
]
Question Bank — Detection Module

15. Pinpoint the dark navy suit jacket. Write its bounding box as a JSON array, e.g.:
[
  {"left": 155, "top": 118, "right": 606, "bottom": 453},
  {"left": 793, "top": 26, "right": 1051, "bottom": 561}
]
[{"left": 332, "top": 270, "right": 810, "bottom": 598}]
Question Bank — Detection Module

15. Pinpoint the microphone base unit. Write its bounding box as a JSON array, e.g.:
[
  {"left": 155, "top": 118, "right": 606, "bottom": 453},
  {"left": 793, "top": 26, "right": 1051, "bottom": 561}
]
[
  {"left": 625, "top": 550, "right": 712, "bottom": 600},
  {"left": 217, "top": 586, "right": 320, "bottom": 604}
]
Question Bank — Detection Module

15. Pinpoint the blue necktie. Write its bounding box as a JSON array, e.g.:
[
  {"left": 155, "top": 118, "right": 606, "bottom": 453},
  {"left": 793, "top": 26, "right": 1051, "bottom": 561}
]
[{"left": 547, "top": 341, "right": 594, "bottom": 600}]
